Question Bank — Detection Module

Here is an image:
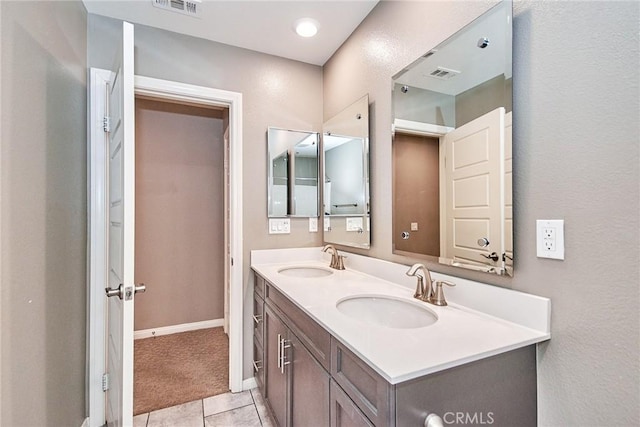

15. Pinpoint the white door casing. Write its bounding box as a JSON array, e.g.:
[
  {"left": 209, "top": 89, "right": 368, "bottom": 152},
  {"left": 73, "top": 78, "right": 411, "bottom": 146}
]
[
  {"left": 223, "top": 125, "right": 230, "bottom": 335},
  {"left": 504, "top": 111, "right": 513, "bottom": 272},
  {"left": 105, "top": 21, "right": 136, "bottom": 427},
  {"left": 133, "top": 75, "right": 244, "bottom": 394},
  {"left": 441, "top": 107, "right": 505, "bottom": 266},
  {"left": 88, "top": 59, "right": 244, "bottom": 427}
]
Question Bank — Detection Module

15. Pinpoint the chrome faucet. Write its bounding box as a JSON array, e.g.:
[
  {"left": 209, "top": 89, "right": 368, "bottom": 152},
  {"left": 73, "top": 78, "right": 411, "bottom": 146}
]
[
  {"left": 322, "top": 244, "right": 345, "bottom": 270},
  {"left": 406, "top": 263, "right": 434, "bottom": 302}
]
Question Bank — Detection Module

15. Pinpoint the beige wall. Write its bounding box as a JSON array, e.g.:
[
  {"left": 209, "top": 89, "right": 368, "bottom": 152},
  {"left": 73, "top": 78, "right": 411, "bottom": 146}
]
[
  {"left": 1, "top": 1, "right": 88, "bottom": 426},
  {"left": 324, "top": 1, "right": 639, "bottom": 425},
  {"left": 87, "top": 14, "right": 324, "bottom": 381},
  {"left": 134, "top": 99, "right": 225, "bottom": 330}
]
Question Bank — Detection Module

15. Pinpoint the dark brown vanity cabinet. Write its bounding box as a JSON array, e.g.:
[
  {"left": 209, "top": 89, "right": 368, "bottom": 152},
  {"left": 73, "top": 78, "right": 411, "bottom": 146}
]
[{"left": 253, "top": 271, "right": 537, "bottom": 427}]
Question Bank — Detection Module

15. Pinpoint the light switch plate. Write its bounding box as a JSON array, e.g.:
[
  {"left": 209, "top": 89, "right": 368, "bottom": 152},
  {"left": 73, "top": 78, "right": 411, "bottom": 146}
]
[
  {"left": 536, "top": 219, "right": 564, "bottom": 260},
  {"left": 309, "top": 217, "right": 318, "bottom": 233},
  {"left": 346, "top": 217, "right": 364, "bottom": 232},
  {"left": 269, "top": 218, "right": 290, "bottom": 234}
]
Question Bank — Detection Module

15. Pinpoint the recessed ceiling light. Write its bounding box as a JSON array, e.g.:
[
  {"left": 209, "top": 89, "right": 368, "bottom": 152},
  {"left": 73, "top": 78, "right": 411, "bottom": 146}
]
[{"left": 294, "top": 18, "right": 319, "bottom": 38}]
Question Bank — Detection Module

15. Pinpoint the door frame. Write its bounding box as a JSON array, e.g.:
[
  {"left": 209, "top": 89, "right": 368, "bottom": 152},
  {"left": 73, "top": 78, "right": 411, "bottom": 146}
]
[{"left": 87, "top": 70, "right": 244, "bottom": 426}]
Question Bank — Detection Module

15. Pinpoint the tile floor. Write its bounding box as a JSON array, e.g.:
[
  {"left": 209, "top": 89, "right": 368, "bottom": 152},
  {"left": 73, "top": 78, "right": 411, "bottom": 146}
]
[{"left": 133, "top": 388, "right": 275, "bottom": 427}]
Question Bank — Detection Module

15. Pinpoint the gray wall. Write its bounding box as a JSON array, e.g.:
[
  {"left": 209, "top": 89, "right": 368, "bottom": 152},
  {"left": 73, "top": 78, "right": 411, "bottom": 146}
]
[
  {"left": 323, "top": 1, "right": 639, "bottom": 426},
  {"left": 87, "top": 14, "right": 324, "bottom": 382},
  {"left": 1, "top": 1, "right": 88, "bottom": 426}
]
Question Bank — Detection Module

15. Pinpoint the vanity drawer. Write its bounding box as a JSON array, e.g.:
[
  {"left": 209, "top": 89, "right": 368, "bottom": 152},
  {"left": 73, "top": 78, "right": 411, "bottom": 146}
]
[
  {"left": 253, "top": 292, "right": 264, "bottom": 347},
  {"left": 265, "top": 283, "right": 331, "bottom": 371},
  {"left": 331, "top": 338, "right": 395, "bottom": 427},
  {"left": 254, "top": 272, "right": 265, "bottom": 299}
]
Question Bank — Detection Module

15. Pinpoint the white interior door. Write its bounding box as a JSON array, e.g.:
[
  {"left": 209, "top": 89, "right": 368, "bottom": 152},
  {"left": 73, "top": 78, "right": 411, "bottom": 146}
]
[
  {"left": 442, "top": 107, "right": 505, "bottom": 266},
  {"left": 105, "top": 21, "right": 136, "bottom": 427}
]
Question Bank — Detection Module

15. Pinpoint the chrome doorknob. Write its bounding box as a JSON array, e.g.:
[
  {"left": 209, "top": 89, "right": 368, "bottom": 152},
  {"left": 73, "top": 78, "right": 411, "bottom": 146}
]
[
  {"left": 477, "top": 237, "right": 490, "bottom": 247},
  {"left": 105, "top": 284, "right": 124, "bottom": 299},
  {"left": 105, "top": 283, "right": 146, "bottom": 300}
]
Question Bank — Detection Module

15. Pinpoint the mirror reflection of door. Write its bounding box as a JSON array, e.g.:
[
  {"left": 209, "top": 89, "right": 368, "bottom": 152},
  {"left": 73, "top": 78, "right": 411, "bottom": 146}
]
[
  {"left": 393, "top": 133, "right": 440, "bottom": 256},
  {"left": 441, "top": 107, "right": 504, "bottom": 266}
]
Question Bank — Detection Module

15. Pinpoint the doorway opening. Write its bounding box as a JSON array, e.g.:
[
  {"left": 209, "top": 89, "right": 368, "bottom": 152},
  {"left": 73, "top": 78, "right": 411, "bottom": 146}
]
[
  {"left": 392, "top": 132, "right": 441, "bottom": 257},
  {"left": 132, "top": 97, "right": 229, "bottom": 414},
  {"left": 87, "top": 70, "right": 244, "bottom": 426}
]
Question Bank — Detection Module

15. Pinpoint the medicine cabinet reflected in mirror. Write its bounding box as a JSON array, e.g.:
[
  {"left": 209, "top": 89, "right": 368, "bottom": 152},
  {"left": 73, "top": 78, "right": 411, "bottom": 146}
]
[
  {"left": 267, "top": 127, "right": 319, "bottom": 218},
  {"left": 392, "top": 1, "right": 513, "bottom": 275},
  {"left": 323, "top": 94, "right": 370, "bottom": 249}
]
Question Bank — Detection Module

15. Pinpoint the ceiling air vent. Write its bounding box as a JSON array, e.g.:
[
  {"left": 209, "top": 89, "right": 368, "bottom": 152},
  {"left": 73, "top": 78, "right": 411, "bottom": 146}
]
[
  {"left": 152, "top": 0, "right": 202, "bottom": 18},
  {"left": 427, "top": 66, "right": 461, "bottom": 80}
]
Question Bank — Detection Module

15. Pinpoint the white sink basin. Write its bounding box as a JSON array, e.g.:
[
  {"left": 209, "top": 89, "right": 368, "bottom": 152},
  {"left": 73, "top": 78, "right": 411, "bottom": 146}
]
[
  {"left": 278, "top": 266, "right": 334, "bottom": 278},
  {"left": 336, "top": 295, "right": 438, "bottom": 329}
]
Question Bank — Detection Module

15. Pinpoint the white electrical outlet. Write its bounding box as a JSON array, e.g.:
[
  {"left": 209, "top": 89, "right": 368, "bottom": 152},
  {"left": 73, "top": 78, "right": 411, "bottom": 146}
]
[
  {"left": 537, "top": 219, "right": 564, "bottom": 260},
  {"left": 309, "top": 217, "right": 318, "bottom": 233}
]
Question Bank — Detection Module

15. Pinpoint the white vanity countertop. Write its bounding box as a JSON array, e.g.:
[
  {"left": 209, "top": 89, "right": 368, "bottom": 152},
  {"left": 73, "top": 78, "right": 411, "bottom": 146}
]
[{"left": 251, "top": 251, "right": 551, "bottom": 385}]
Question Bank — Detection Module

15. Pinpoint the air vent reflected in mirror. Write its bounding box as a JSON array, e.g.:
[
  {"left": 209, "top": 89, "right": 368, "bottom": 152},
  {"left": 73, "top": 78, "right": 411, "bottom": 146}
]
[
  {"left": 426, "top": 66, "right": 461, "bottom": 80},
  {"left": 152, "top": 0, "right": 201, "bottom": 18}
]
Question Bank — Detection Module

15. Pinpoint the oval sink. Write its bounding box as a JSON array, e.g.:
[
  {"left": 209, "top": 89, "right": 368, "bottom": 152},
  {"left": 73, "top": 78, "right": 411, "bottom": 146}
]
[
  {"left": 336, "top": 295, "right": 438, "bottom": 329},
  {"left": 278, "top": 266, "right": 334, "bottom": 278}
]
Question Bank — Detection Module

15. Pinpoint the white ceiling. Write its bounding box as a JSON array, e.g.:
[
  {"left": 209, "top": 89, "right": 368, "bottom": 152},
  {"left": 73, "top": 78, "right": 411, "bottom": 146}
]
[{"left": 83, "top": 0, "right": 379, "bottom": 66}]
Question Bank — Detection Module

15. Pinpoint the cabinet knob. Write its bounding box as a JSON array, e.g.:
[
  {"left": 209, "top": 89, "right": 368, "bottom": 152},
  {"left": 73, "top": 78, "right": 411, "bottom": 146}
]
[{"left": 424, "top": 413, "right": 444, "bottom": 427}]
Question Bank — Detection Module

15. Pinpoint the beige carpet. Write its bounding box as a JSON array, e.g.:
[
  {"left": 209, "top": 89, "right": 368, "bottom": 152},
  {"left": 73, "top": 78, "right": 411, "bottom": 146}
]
[{"left": 134, "top": 327, "right": 229, "bottom": 415}]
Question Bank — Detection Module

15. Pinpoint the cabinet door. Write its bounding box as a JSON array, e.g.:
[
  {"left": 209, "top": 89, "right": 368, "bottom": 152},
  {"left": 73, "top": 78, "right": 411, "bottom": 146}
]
[
  {"left": 265, "top": 305, "right": 289, "bottom": 427},
  {"left": 330, "top": 380, "right": 374, "bottom": 427},
  {"left": 290, "top": 335, "right": 330, "bottom": 427}
]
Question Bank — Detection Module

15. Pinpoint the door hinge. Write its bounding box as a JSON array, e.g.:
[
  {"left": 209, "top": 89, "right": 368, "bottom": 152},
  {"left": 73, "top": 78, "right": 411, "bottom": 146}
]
[
  {"left": 231, "top": 257, "right": 234, "bottom": 266},
  {"left": 103, "top": 116, "right": 111, "bottom": 133},
  {"left": 102, "top": 373, "right": 110, "bottom": 392}
]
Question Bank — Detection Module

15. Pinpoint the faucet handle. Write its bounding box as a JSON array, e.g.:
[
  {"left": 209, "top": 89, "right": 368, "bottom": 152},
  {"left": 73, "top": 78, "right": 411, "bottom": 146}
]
[{"left": 431, "top": 281, "right": 456, "bottom": 306}]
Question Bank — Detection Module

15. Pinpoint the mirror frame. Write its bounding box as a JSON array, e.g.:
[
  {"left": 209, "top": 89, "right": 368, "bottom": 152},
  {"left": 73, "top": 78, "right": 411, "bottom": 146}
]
[{"left": 391, "top": 1, "right": 513, "bottom": 275}]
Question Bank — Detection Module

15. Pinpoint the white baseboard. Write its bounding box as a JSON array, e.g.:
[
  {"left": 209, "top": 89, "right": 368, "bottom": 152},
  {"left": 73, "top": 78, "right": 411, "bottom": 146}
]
[
  {"left": 80, "top": 417, "right": 89, "bottom": 427},
  {"left": 134, "top": 318, "right": 224, "bottom": 340},
  {"left": 243, "top": 377, "right": 257, "bottom": 390}
]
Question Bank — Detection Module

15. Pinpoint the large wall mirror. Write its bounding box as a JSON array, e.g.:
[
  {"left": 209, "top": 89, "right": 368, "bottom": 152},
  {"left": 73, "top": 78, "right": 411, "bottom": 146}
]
[
  {"left": 267, "top": 127, "right": 320, "bottom": 217},
  {"left": 392, "top": 1, "right": 513, "bottom": 275},
  {"left": 323, "top": 94, "right": 370, "bottom": 249}
]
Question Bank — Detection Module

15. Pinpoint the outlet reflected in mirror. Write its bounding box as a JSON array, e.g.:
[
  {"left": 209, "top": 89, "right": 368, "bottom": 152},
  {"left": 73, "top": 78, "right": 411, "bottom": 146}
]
[{"left": 267, "top": 127, "right": 319, "bottom": 218}]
